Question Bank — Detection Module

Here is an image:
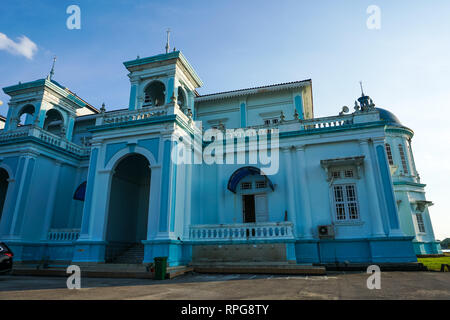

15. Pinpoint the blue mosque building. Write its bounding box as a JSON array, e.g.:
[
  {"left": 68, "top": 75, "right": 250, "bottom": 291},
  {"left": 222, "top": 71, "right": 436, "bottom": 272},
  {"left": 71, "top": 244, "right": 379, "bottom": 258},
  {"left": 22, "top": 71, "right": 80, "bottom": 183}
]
[{"left": 0, "top": 49, "right": 442, "bottom": 267}]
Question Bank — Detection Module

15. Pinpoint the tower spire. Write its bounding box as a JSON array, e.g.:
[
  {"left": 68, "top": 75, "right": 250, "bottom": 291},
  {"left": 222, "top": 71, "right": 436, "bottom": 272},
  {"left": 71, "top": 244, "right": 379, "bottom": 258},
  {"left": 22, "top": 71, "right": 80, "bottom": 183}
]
[
  {"left": 165, "top": 28, "right": 171, "bottom": 54},
  {"left": 48, "top": 56, "right": 57, "bottom": 80}
]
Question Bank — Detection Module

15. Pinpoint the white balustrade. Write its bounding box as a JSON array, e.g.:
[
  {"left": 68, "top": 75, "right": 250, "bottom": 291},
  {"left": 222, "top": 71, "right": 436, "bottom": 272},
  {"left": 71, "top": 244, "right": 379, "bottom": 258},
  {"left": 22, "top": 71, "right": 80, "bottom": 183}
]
[
  {"left": 102, "top": 106, "right": 168, "bottom": 124},
  {"left": 301, "top": 114, "right": 353, "bottom": 129},
  {"left": 47, "top": 228, "right": 80, "bottom": 241},
  {"left": 189, "top": 222, "right": 294, "bottom": 241},
  {"left": 0, "top": 125, "right": 31, "bottom": 141},
  {"left": 0, "top": 125, "right": 90, "bottom": 156},
  {"left": 246, "top": 113, "right": 354, "bottom": 133}
]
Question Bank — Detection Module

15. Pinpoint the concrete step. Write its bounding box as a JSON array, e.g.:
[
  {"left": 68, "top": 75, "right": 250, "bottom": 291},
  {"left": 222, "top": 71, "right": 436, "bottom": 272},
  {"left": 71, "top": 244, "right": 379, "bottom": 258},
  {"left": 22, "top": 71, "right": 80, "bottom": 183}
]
[
  {"left": 320, "top": 262, "right": 427, "bottom": 272},
  {"left": 111, "top": 244, "right": 144, "bottom": 264},
  {"left": 12, "top": 264, "right": 193, "bottom": 279},
  {"left": 191, "top": 263, "right": 326, "bottom": 275}
]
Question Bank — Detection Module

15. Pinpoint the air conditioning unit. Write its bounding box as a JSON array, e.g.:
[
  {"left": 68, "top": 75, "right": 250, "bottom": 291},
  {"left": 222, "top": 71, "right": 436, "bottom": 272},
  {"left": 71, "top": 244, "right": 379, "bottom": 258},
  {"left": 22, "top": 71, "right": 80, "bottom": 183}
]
[{"left": 318, "top": 225, "right": 335, "bottom": 239}]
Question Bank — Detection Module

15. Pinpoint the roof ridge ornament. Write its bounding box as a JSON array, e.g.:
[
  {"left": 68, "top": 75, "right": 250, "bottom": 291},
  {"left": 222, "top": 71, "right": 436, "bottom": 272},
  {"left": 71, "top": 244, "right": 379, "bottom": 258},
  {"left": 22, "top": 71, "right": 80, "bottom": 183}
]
[
  {"left": 165, "top": 28, "right": 171, "bottom": 54},
  {"left": 47, "top": 56, "right": 57, "bottom": 80},
  {"left": 355, "top": 81, "right": 375, "bottom": 112}
]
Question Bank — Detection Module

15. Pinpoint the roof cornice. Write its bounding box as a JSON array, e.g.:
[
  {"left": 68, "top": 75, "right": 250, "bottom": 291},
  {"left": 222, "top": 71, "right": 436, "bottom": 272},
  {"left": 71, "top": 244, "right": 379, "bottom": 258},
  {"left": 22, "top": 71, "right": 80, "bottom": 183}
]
[
  {"left": 3, "top": 78, "right": 98, "bottom": 113},
  {"left": 195, "top": 79, "right": 311, "bottom": 102},
  {"left": 123, "top": 51, "right": 203, "bottom": 88}
]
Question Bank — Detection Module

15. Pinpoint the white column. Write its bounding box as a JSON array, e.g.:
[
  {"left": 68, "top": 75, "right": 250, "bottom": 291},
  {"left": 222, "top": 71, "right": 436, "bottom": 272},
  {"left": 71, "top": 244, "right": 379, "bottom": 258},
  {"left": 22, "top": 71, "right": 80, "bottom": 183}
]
[
  {"left": 372, "top": 137, "right": 403, "bottom": 236},
  {"left": 359, "top": 139, "right": 385, "bottom": 237},
  {"left": 183, "top": 162, "right": 193, "bottom": 239},
  {"left": 40, "top": 160, "right": 62, "bottom": 240},
  {"left": 82, "top": 142, "right": 107, "bottom": 241},
  {"left": 89, "top": 169, "right": 112, "bottom": 241},
  {"left": 282, "top": 147, "right": 297, "bottom": 230},
  {"left": 294, "top": 145, "right": 313, "bottom": 238},
  {"left": 154, "top": 136, "right": 177, "bottom": 240},
  {"left": 9, "top": 151, "right": 38, "bottom": 236},
  {"left": 217, "top": 161, "right": 225, "bottom": 224}
]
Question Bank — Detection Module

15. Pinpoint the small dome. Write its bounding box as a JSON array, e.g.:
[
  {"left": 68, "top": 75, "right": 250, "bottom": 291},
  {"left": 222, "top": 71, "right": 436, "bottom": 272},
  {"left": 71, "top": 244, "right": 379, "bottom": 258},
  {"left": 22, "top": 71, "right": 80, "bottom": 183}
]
[{"left": 376, "top": 108, "right": 402, "bottom": 126}]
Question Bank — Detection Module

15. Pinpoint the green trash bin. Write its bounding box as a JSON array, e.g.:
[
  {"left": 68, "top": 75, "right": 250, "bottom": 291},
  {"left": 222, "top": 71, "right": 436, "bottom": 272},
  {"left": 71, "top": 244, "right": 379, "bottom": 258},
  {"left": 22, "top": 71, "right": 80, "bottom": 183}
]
[{"left": 154, "top": 256, "right": 168, "bottom": 280}]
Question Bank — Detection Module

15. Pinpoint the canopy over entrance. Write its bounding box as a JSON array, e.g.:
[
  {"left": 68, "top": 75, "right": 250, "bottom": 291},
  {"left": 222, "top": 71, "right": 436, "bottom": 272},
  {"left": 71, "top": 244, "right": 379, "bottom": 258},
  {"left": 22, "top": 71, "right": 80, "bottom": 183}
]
[{"left": 227, "top": 166, "right": 274, "bottom": 193}]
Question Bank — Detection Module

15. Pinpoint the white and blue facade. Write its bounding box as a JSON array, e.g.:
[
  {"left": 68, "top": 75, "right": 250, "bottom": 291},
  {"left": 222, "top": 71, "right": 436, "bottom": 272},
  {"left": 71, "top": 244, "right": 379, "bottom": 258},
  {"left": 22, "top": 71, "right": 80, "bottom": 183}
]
[{"left": 0, "top": 51, "right": 441, "bottom": 267}]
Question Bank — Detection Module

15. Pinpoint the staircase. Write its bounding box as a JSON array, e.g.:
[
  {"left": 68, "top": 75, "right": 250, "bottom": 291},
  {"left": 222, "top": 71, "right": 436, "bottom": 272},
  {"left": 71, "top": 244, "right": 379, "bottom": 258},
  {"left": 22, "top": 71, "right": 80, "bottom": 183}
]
[{"left": 112, "top": 243, "right": 144, "bottom": 264}]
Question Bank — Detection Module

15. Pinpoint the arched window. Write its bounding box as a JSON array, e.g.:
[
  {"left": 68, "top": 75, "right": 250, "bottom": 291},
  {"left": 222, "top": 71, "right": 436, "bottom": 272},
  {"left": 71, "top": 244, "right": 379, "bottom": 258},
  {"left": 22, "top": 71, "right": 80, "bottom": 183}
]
[
  {"left": 17, "top": 104, "right": 35, "bottom": 127},
  {"left": 143, "top": 81, "right": 166, "bottom": 107},
  {"left": 385, "top": 143, "right": 394, "bottom": 165},
  {"left": 73, "top": 181, "right": 87, "bottom": 201},
  {"left": 177, "top": 87, "right": 186, "bottom": 108},
  {"left": 398, "top": 144, "right": 409, "bottom": 174},
  {"left": 43, "top": 109, "right": 64, "bottom": 135}
]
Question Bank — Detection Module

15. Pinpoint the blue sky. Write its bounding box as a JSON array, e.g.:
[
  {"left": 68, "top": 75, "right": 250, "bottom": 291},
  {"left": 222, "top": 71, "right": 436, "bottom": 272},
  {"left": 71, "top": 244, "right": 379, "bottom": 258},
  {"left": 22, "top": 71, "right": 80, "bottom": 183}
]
[{"left": 1, "top": 1, "right": 449, "bottom": 239}]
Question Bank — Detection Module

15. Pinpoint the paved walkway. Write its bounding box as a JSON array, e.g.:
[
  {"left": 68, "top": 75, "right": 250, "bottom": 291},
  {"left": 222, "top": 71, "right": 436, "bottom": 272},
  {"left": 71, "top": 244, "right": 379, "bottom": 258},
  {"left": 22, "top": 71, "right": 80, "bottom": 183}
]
[{"left": 0, "top": 272, "right": 449, "bottom": 300}]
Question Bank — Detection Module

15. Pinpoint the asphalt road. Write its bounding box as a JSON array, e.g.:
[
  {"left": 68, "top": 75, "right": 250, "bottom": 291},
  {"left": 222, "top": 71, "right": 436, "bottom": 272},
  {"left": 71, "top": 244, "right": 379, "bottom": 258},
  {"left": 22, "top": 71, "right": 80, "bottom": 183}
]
[{"left": 0, "top": 271, "right": 449, "bottom": 300}]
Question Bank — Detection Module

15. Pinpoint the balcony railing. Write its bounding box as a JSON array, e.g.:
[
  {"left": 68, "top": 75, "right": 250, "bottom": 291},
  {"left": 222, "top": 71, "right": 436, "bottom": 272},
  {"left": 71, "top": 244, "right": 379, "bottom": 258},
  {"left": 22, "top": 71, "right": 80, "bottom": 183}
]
[
  {"left": 247, "top": 113, "right": 355, "bottom": 133},
  {"left": 97, "top": 102, "right": 194, "bottom": 127},
  {"left": 0, "top": 125, "right": 90, "bottom": 156},
  {"left": 101, "top": 106, "right": 167, "bottom": 124},
  {"left": 47, "top": 228, "right": 80, "bottom": 241},
  {"left": 189, "top": 222, "right": 295, "bottom": 241}
]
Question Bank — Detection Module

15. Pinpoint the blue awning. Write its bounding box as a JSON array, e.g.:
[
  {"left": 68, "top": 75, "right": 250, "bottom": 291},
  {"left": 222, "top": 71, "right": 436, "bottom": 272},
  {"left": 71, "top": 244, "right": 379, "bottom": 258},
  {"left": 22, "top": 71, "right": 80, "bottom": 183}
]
[
  {"left": 227, "top": 166, "right": 274, "bottom": 193},
  {"left": 73, "top": 181, "right": 87, "bottom": 201}
]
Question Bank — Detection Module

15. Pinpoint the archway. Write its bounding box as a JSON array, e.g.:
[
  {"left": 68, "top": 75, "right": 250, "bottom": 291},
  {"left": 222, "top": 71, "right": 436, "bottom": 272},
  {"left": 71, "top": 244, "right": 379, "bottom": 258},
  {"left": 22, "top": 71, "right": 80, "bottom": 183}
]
[
  {"left": 43, "top": 109, "right": 64, "bottom": 135},
  {"left": 143, "top": 81, "right": 166, "bottom": 107},
  {"left": 177, "top": 87, "right": 186, "bottom": 108},
  {"left": 17, "top": 104, "right": 35, "bottom": 126},
  {"left": 0, "top": 168, "right": 9, "bottom": 223},
  {"left": 105, "top": 153, "right": 151, "bottom": 263}
]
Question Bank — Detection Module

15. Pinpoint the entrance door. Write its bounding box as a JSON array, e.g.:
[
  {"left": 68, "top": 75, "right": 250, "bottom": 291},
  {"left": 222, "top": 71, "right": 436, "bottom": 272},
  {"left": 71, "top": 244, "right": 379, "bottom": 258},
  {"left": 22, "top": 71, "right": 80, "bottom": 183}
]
[
  {"left": 106, "top": 153, "right": 151, "bottom": 263},
  {"left": 243, "top": 195, "right": 255, "bottom": 223},
  {"left": 254, "top": 194, "right": 268, "bottom": 222}
]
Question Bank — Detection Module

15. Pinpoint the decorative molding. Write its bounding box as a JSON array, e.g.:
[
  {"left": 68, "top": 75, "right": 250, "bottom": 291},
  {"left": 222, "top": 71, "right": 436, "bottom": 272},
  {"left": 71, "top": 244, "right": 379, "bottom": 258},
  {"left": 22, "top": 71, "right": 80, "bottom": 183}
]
[
  {"left": 320, "top": 156, "right": 365, "bottom": 181},
  {"left": 410, "top": 200, "right": 433, "bottom": 213}
]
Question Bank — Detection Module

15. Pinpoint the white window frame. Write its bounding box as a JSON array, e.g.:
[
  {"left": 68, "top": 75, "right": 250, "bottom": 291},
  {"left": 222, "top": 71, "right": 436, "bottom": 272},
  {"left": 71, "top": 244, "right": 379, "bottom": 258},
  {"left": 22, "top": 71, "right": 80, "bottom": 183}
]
[
  {"left": 398, "top": 144, "right": 409, "bottom": 174},
  {"left": 385, "top": 143, "right": 394, "bottom": 165},
  {"left": 241, "top": 182, "right": 252, "bottom": 190},
  {"left": 415, "top": 213, "right": 426, "bottom": 234},
  {"left": 332, "top": 183, "right": 361, "bottom": 222},
  {"left": 255, "top": 180, "right": 267, "bottom": 189}
]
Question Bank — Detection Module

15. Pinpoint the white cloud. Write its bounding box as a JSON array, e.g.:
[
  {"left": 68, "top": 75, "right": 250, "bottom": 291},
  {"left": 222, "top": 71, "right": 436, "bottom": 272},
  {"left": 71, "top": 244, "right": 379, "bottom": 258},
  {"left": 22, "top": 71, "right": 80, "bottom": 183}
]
[{"left": 0, "top": 32, "right": 38, "bottom": 59}]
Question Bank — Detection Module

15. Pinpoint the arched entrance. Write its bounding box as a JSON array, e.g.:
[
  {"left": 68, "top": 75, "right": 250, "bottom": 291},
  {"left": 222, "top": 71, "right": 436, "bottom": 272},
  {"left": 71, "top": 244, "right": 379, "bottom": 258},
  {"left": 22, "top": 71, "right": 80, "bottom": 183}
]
[
  {"left": 105, "top": 153, "right": 151, "bottom": 263},
  {"left": 0, "top": 168, "right": 9, "bottom": 223}
]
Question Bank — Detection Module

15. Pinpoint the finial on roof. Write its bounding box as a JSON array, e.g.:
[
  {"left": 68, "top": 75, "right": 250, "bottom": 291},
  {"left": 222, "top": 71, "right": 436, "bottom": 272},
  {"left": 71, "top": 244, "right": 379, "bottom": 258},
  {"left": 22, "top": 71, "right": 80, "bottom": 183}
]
[
  {"left": 165, "top": 28, "right": 171, "bottom": 54},
  {"left": 48, "top": 56, "right": 57, "bottom": 80},
  {"left": 100, "top": 102, "right": 106, "bottom": 113},
  {"left": 356, "top": 81, "right": 376, "bottom": 112}
]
